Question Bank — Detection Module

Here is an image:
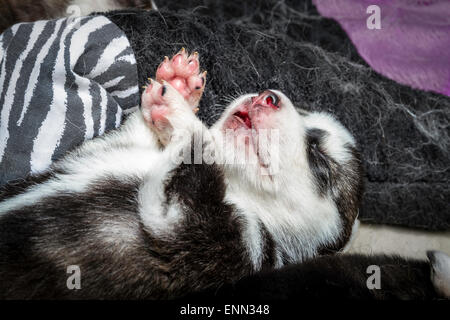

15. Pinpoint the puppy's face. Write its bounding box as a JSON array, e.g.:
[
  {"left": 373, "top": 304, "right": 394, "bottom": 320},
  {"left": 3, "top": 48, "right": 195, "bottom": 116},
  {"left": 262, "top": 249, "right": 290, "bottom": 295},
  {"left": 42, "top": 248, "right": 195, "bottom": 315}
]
[
  {"left": 212, "top": 91, "right": 302, "bottom": 181},
  {"left": 211, "top": 90, "right": 363, "bottom": 253}
]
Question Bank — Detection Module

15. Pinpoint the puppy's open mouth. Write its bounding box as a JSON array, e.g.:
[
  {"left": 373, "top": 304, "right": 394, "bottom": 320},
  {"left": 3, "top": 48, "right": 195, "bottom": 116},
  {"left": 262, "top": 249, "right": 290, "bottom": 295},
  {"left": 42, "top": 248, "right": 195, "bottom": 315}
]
[{"left": 233, "top": 110, "right": 252, "bottom": 129}]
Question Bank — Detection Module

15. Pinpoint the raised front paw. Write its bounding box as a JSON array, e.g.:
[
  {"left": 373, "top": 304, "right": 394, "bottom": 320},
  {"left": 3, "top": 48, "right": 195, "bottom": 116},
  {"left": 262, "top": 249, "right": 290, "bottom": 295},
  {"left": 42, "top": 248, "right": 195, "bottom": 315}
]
[
  {"left": 155, "top": 48, "right": 207, "bottom": 111},
  {"left": 141, "top": 79, "right": 196, "bottom": 146}
]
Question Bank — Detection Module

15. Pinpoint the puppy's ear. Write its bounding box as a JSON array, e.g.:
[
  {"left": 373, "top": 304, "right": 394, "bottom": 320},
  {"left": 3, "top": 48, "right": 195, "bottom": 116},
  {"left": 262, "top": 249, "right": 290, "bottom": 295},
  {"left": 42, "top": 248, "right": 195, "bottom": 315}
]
[{"left": 427, "top": 250, "right": 450, "bottom": 299}]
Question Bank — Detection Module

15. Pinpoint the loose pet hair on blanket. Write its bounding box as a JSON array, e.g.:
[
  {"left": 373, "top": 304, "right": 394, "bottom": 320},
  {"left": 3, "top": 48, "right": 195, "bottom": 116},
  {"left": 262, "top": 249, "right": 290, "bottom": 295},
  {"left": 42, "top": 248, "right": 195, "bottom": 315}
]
[
  {"left": 0, "top": 50, "right": 363, "bottom": 299},
  {"left": 0, "top": 0, "right": 154, "bottom": 33}
]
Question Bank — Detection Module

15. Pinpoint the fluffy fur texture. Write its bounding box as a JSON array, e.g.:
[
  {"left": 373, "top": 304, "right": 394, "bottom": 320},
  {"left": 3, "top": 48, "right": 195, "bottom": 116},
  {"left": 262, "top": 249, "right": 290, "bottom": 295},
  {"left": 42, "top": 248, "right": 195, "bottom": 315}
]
[
  {"left": 0, "top": 52, "right": 363, "bottom": 299},
  {"left": 187, "top": 252, "right": 450, "bottom": 300},
  {"left": 104, "top": 0, "right": 450, "bottom": 230}
]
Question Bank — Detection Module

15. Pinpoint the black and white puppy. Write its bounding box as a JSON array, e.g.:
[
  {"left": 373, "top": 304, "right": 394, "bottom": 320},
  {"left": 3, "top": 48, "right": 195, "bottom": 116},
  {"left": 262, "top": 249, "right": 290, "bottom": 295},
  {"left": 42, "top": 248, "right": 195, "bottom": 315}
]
[{"left": 0, "top": 51, "right": 363, "bottom": 299}]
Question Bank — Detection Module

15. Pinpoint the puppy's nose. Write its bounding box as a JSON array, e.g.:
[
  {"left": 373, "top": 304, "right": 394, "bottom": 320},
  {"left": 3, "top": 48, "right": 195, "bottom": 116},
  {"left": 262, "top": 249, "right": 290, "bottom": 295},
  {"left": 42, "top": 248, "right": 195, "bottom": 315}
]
[{"left": 251, "top": 90, "right": 280, "bottom": 109}]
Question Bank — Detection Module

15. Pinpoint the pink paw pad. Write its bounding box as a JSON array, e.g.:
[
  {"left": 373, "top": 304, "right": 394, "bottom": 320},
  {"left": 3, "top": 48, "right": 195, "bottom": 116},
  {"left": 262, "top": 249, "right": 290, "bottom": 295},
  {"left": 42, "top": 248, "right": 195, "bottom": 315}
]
[
  {"left": 155, "top": 48, "right": 206, "bottom": 109},
  {"left": 141, "top": 80, "right": 171, "bottom": 128},
  {"left": 142, "top": 82, "right": 166, "bottom": 104},
  {"left": 149, "top": 104, "right": 169, "bottom": 125}
]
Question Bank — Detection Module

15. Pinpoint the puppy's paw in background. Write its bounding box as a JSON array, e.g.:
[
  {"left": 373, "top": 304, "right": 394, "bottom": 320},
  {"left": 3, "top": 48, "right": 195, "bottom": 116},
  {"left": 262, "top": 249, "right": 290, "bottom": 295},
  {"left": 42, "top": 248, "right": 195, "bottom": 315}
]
[
  {"left": 427, "top": 250, "right": 450, "bottom": 299},
  {"left": 156, "top": 48, "right": 207, "bottom": 111}
]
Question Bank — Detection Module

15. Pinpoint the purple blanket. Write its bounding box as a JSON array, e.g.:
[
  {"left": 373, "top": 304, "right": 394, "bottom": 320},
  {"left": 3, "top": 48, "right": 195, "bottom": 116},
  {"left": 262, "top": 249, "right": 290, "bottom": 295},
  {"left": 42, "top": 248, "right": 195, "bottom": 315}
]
[{"left": 313, "top": 0, "right": 450, "bottom": 96}]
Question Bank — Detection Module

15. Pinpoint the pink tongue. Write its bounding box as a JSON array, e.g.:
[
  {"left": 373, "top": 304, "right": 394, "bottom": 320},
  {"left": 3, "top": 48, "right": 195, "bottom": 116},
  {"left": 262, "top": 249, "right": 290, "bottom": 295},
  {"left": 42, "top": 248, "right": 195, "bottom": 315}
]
[
  {"left": 245, "top": 117, "right": 252, "bottom": 128},
  {"left": 236, "top": 111, "right": 252, "bottom": 128}
]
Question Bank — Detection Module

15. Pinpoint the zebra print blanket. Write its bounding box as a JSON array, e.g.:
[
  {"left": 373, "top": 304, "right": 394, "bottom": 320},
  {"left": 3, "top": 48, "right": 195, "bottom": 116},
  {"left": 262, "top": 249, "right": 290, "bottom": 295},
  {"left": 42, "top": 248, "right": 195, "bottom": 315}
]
[{"left": 0, "top": 15, "right": 139, "bottom": 186}]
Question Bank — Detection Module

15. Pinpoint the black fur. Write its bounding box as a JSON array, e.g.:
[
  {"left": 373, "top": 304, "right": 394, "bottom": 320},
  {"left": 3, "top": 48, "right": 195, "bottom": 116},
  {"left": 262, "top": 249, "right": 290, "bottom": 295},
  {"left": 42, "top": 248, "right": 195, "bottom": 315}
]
[
  {"left": 186, "top": 254, "right": 443, "bottom": 300},
  {"left": 0, "top": 172, "right": 55, "bottom": 201},
  {"left": 329, "top": 146, "right": 364, "bottom": 252},
  {"left": 305, "top": 128, "right": 364, "bottom": 254},
  {"left": 306, "top": 128, "right": 332, "bottom": 196},
  {"left": 0, "top": 163, "right": 253, "bottom": 299},
  {"left": 259, "top": 222, "right": 276, "bottom": 271},
  {"left": 0, "top": 168, "right": 68, "bottom": 202}
]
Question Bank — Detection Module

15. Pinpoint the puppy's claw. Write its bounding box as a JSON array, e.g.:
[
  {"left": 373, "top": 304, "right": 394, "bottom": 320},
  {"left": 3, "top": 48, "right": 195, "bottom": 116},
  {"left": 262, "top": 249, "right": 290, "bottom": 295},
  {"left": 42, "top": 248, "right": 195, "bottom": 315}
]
[
  {"left": 176, "top": 47, "right": 187, "bottom": 58},
  {"left": 154, "top": 52, "right": 207, "bottom": 110},
  {"left": 189, "top": 51, "right": 199, "bottom": 60}
]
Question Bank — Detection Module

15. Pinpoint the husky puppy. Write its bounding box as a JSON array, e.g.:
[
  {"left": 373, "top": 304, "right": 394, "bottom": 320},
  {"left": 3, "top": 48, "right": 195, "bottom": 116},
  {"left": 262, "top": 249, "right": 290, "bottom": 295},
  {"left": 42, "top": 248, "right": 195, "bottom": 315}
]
[
  {"left": 0, "top": 0, "right": 154, "bottom": 33},
  {"left": 188, "top": 251, "right": 450, "bottom": 300},
  {"left": 0, "top": 50, "right": 363, "bottom": 299}
]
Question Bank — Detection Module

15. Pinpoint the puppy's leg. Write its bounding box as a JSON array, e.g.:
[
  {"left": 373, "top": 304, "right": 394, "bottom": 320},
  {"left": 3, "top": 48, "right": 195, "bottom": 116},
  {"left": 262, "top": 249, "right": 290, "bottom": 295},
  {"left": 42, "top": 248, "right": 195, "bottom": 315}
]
[
  {"left": 141, "top": 80, "right": 205, "bottom": 147},
  {"left": 141, "top": 49, "right": 208, "bottom": 146}
]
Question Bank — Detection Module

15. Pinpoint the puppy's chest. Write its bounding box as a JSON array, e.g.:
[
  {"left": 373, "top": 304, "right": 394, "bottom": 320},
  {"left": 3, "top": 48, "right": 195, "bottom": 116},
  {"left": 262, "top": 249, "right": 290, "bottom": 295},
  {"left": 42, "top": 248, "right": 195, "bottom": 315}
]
[
  {"left": 159, "top": 162, "right": 232, "bottom": 218},
  {"left": 139, "top": 162, "right": 256, "bottom": 272}
]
